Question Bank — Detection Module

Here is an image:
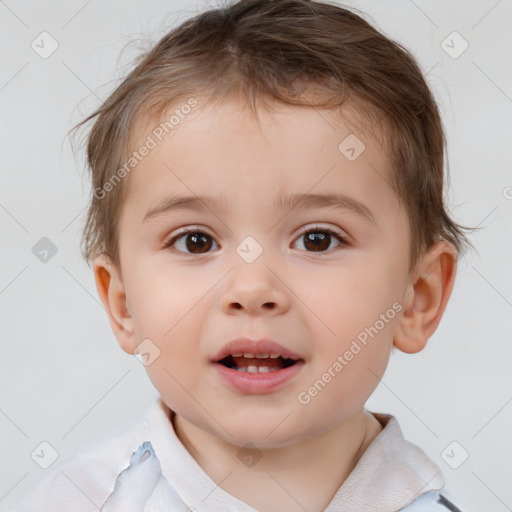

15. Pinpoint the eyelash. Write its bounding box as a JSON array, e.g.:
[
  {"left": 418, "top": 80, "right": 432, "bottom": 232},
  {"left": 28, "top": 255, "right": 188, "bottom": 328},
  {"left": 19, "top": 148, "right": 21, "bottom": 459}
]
[{"left": 161, "top": 225, "right": 348, "bottom": 256}]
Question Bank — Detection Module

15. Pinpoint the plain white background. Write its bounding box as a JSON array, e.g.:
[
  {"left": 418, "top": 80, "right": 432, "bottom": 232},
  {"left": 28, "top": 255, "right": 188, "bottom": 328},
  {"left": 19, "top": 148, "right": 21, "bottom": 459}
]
[{"left": 1, "top": 0, "right": 511, "bottom": 510}]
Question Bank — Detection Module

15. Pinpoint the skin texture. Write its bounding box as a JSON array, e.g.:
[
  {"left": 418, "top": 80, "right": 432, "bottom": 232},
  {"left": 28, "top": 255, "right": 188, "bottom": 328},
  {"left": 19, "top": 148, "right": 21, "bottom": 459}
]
[{"left": 93, "top": 96, "right": 457, "bottom": 512}]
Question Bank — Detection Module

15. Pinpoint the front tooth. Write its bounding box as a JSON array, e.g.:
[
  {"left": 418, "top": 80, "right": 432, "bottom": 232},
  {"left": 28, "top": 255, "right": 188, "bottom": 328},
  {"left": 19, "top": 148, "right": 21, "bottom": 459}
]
[
  {"left": 255, "top": 353, "right": 270, "bottom": 358},
  {"left": 232, "top": 352, "right": 243, "bottom": 357},
  {"left": 236, "top": 366, "right": 278, "bottom": 373},
  {"left": 243, "top": 353, "right": 254, "bottom": 358},
  {"left": 270, "top": 353, "right": 280, "bottom": 358}
]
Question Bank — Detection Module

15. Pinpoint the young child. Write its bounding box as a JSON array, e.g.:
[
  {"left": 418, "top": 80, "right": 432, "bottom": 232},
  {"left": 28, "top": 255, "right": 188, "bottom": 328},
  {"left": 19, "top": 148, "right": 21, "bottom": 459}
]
[{"left": 14, "top": 0, "right": 476, "bottom": 510}]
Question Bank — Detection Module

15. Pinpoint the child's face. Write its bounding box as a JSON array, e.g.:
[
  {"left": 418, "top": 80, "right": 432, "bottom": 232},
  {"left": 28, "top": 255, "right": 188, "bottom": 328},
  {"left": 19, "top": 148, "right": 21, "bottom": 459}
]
[{"left": 105, "top": 97, "right": 415, "bottom": 447}]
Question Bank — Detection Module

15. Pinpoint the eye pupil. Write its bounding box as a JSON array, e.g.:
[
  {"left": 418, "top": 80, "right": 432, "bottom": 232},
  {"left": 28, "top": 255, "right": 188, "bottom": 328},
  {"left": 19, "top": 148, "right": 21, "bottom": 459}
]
[
  {"left": 186, "top": 233, "right": 212, "bottom": 253},
  {"left": 304, "top": 232, "right": 330, "bottom": 252}
]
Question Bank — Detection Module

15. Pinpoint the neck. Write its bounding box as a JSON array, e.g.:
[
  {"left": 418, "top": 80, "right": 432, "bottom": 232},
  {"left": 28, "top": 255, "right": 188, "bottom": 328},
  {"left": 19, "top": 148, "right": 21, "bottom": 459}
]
[{"left": 172, "top": 409, "right": 383, "bottom": 512}]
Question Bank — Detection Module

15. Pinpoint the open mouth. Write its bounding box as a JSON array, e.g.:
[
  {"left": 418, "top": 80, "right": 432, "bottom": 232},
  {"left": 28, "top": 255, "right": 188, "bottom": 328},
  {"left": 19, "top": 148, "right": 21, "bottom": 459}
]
[{"left": 216, "top": 354, "right": 301, "bottom": 373}]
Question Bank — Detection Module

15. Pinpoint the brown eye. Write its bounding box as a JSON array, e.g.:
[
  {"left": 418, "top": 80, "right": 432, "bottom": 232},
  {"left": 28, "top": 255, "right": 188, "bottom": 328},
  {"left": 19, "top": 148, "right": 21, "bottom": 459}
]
[
  {"left": 164, "top": 229, "right": 218, "bottom": 255},
  {"left": 294, "top": 227, "right": 347, "bottom": 253}
]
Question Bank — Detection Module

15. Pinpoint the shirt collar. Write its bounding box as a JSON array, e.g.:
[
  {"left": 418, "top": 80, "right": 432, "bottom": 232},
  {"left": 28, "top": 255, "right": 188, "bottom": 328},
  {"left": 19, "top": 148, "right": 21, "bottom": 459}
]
[
  {"left": 324, "top": 412, "right": 444, "bottom": 511},
  {"left": 146, "top": 397, "right": 444, "bottom": 512}
]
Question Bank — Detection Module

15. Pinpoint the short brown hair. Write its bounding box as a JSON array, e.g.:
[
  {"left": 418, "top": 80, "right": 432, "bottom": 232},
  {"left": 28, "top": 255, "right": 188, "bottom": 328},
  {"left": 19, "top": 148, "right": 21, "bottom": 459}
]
[{"left": 71, "top": 0, "right": 477, "bottom": 273}]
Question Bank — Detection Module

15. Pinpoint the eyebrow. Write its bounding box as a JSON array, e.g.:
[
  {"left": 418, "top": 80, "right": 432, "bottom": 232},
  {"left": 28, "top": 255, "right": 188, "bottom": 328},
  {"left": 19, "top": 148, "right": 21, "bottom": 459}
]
[{"left": 143, "top": 192, "right": 376, "bottom": 225}]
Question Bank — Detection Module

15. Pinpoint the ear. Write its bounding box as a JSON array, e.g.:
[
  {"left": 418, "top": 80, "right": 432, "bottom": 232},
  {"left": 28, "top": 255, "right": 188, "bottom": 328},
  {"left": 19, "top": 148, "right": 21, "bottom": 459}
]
[
  {"left": 93, "top": 253, "right": 138, "bottom": 355},
  {"left": 394, "top": 240, "right": 458, "bottom": 354}
]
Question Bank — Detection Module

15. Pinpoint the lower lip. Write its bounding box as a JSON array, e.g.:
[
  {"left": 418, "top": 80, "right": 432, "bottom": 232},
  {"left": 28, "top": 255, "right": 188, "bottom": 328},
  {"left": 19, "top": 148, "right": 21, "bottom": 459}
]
[{"left": 212, "top": 361, "right": 305, "bottom": 394}]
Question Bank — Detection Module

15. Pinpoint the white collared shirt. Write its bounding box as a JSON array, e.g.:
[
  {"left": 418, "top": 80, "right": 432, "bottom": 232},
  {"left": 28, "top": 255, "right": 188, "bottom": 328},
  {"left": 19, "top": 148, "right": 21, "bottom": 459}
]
[{"left": 12, "top": 397, "right": 462, "bottom": 512}]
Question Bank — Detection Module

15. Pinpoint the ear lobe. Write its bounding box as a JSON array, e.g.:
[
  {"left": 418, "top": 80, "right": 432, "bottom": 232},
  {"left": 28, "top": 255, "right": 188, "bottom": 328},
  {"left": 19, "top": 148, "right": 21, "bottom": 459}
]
[
  {"left": 93, "top": 253, "right": 138, "bottom": 355},
  {"left": 394, "top": 241, "right": 458, "bottom": 354}
]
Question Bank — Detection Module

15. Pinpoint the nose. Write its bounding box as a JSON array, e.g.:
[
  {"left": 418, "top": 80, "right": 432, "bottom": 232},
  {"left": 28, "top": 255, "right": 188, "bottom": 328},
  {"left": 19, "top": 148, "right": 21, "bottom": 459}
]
[{"left": 219, "top": 259, "right": 290, "bottom": 316}]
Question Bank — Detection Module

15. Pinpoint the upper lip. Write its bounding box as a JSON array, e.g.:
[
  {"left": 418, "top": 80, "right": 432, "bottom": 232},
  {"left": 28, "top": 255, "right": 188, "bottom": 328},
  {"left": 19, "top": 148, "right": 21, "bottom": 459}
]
[{"left": 211, "top": 338, "right": 305, "bottom": 362}]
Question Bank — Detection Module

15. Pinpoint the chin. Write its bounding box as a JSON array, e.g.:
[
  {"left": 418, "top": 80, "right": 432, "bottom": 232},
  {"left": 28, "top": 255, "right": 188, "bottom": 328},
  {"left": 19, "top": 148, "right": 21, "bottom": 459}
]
[{"left": 218, "top": 418, "right": 306, "bottom": 449}]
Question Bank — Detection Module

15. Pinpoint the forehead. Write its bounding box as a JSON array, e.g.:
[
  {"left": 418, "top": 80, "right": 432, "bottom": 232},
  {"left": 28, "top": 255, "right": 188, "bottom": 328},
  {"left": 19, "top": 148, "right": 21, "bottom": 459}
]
[{"left": 121, "top": 96, "right": 399, "bottom": 225}]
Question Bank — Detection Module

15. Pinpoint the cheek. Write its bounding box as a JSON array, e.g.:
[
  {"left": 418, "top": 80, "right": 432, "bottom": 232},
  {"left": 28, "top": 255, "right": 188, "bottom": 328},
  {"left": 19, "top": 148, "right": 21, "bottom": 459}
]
[
  {"left": 303, "top": 310, "right": 394, "bottom": 421},
  {"left": 298, "top": 255, "right": 402, "bottom": 339},
  {"left": 298, "top": 335, "right": 391, "bottom": 424},
  {"left": 127, "top": 264, "right": 207, "bottom": 333},
  {"left": 297, "top": 255, "right": 401, "bottom": 398},
  {"left": 138, "top": 306, "right": 203, "bottom": 411},
  {"left": 125, "top": 267, "right": 209, "bottom": 383}
]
